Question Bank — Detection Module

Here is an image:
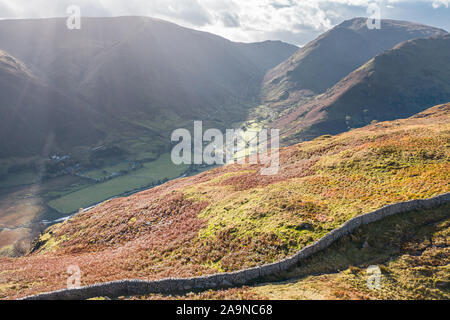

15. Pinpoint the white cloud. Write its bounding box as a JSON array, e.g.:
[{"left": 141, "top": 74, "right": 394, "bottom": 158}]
[
  {"left": 431, "top": 0, "right": 449, "bottom": 8},
  {"left": 0, "top": 0, "right": 448, "bottom": 45}
]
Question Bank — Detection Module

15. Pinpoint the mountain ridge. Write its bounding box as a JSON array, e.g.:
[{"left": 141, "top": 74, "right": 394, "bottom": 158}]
[
  {"left": 274, "top": 34, "right": 450, "bottom": 144},
  {"left": 261, "top": 17, "right": 448, "bottom": 107}
]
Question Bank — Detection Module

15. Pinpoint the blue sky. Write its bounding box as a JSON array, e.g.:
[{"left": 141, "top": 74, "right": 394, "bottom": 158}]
[{"left": 0, "top": 0, "right": 448, "bottom": 45}]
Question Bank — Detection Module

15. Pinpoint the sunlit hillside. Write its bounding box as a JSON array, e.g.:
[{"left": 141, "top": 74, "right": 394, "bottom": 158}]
[{"left": 0, "top": 103, "right": 448, "bottom": 299}]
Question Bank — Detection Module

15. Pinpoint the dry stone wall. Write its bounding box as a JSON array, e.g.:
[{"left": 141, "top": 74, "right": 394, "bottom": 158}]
[{"left": 23, "top": 193, "right": 450, "bottom": 300}]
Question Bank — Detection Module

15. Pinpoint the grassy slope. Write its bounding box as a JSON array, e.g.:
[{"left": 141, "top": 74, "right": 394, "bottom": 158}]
[
  {"left": 132, "top": 203, "right": 449, "bottom": 300},
  {"left": 0, "top": 103, "right": 448, "bottom": 299},
  {"left": 0, "top": 17, "right": 297, "bottom": 160}
]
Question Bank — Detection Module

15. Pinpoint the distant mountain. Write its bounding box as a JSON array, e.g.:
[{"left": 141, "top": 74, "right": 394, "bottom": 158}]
[
  {"left": 262, "top": 18, "right": 448, "bottom": 106},
  {"left": 274, "top": 34, "right": 450, "bottom": 143},
  {"left": 0, "top": 17, "right": 297, "bottom": 158},
  {"left": 0, "top": 50, "right": 103, "bottom": 157}
]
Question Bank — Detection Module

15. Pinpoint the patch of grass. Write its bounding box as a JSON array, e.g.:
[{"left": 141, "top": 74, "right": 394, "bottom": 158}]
[
  {"left": 125, "top": 287, "right": 264, "bottom": 301},
  {"left": 43, "top": 182, "right": 92, "bottom": 200},
  {"left": 83, "top": 162, "right": 134, "bottom": 180},
  {"left": 131, "top": 203, "right": 450, "bottom": 300}
]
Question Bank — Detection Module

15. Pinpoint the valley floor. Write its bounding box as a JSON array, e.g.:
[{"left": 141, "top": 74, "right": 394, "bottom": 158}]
[{"left": 0, "top": 153, "right": 191, "bottom": 257}]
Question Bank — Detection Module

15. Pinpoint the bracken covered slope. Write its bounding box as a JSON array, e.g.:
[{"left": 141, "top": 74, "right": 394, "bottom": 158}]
[
  {"left": 130, "top": 203, "right": 449, "bottom": 300},
  {"left": 0, "top": 103, "right": 449, "bottom": 299}
]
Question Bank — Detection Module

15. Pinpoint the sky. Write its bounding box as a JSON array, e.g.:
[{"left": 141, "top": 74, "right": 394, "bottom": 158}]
[{"left": 0, "top": 0, "right": 448, "bottom": 45}]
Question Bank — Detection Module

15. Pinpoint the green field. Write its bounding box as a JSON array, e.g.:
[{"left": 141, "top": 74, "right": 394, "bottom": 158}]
[
  {"left": 83, "top": 162, "right": 134, "bottom": 180},
  {"left": 48, "top": 153, "right": 189, "bottom": 214}
]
